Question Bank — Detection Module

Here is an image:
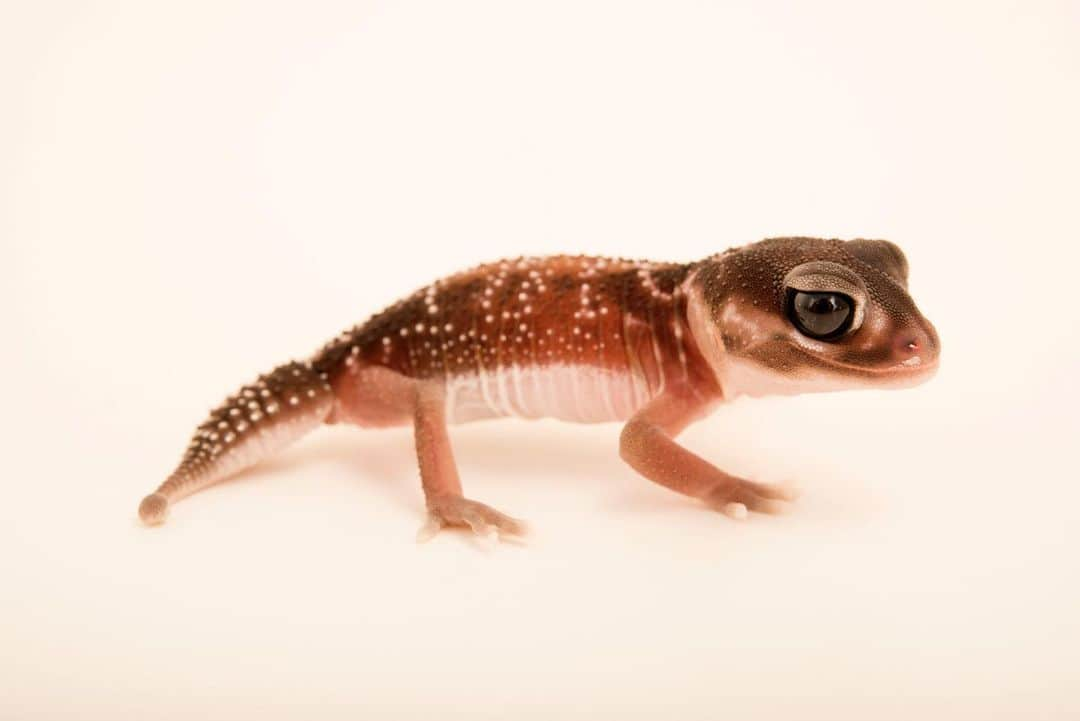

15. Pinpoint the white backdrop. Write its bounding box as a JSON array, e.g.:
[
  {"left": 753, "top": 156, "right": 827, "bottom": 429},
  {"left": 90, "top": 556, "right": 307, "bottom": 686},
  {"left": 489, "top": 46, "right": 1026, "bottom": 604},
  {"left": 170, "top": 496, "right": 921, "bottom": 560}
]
[{"left": 3, "top": 2, "right": 1079, "bottom": 719}]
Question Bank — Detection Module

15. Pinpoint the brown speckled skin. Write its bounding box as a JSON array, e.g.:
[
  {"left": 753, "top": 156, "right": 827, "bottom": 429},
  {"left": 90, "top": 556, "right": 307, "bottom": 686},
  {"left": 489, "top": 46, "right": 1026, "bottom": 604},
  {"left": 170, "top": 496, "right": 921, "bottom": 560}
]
[
  {"left": 313, "top": 256, "right": 704, "bottom": 404},
  {"left": 139, "top": 237, "right": 940, "bottom": 536}
]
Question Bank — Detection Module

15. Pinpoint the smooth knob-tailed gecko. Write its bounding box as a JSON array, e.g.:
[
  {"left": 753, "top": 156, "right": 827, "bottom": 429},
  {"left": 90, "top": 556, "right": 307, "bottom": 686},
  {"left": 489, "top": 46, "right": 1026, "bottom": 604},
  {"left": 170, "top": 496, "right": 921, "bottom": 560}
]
[{"left": 138, "top": 237, "right": 940, "bottom": 540}]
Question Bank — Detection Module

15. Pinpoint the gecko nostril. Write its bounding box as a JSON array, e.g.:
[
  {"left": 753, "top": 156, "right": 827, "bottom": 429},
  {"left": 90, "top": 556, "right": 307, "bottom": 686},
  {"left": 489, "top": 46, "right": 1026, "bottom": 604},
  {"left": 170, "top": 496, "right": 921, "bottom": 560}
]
[{"left": 895, "top": 334, "right": 922, "bottom": 357}]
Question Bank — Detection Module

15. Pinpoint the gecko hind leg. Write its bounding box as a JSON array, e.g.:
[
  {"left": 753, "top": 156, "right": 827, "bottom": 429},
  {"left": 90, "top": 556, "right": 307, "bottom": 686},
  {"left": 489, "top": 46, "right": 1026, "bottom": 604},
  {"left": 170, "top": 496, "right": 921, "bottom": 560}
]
[{"left": 412, "top": 382, "right": 527, "bottom": 543}]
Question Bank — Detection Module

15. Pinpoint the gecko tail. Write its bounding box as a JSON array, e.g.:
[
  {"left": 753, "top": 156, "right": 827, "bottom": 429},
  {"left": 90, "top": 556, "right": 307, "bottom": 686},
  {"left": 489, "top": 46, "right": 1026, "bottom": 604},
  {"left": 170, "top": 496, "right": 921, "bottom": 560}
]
[{"left": 138, "top": 360, "right": 336, "bottom": 526}]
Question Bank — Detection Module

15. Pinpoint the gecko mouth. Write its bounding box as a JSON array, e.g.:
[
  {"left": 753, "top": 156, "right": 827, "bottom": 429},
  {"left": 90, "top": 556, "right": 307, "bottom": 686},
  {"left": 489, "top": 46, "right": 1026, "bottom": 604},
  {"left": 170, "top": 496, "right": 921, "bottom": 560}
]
[
  {"left": 819, "top": 356, "right": 939, "bottom": 382},
  {"left": 771, "top": 343, "right": 940, "bottom": 383}
]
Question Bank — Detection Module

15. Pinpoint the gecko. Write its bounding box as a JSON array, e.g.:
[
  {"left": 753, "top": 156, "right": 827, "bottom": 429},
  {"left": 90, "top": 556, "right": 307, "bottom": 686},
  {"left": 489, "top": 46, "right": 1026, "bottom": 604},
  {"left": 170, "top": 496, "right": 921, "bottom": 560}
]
[{"left": 138, "top": 237, "right": 939, "bottom": 539}]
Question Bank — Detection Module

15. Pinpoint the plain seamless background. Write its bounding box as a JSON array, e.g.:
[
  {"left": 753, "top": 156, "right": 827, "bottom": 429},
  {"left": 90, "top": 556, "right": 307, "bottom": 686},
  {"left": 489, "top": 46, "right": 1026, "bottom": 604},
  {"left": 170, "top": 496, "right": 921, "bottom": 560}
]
[{"left": 3, "top": 1, "right": 1079, "bottom": 719}]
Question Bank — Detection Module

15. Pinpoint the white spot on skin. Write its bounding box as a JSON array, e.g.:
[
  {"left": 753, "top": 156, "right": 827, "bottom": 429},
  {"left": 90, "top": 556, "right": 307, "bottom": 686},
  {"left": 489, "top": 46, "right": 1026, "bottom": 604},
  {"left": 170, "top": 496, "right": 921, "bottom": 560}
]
[{"left": 723, "top": 503, "right": 748, "bottom": 520}]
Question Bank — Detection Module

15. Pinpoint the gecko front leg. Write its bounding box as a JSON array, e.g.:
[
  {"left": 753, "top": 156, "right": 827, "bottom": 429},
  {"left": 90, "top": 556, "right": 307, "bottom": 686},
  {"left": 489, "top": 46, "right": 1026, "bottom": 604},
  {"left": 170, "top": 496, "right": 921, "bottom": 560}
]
[
  {"left": 619, "top": 387, "right": 796, "bottom": 518},
  {"left": 412, "top": 381, "right": 527, "bottom": 542}
]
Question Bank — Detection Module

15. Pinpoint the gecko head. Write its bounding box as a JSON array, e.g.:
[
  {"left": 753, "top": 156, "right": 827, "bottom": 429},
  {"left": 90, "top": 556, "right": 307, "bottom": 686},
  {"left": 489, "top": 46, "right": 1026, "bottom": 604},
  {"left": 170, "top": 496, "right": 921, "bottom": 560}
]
[{"left": 686, "top": 237, "right": 940, "bottom": 398}]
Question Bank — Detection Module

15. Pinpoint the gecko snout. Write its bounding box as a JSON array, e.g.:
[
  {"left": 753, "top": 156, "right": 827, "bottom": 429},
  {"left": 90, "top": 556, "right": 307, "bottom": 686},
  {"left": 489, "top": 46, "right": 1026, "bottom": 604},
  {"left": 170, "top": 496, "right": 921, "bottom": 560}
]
[{"left": 892, "top": 321, "right": 939, "bottom": 367}]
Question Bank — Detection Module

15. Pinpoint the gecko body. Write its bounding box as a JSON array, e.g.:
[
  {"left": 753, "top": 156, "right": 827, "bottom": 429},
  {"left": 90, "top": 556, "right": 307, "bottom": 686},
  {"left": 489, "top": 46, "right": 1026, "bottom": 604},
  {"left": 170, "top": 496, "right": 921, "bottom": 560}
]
[{"left": 139, "top": 237, "right": 939, "bottom": 538}]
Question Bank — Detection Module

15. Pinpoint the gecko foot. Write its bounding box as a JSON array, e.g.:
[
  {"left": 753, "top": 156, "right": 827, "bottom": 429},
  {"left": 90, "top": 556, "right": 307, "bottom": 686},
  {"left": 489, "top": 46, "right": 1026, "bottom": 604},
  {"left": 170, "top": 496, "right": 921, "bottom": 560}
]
[
  {"left": 701, "top": 478, "right": 796, "bottom": 518},
  {"left": 417, "top": 495, "right": 528, "bottom": 543}
]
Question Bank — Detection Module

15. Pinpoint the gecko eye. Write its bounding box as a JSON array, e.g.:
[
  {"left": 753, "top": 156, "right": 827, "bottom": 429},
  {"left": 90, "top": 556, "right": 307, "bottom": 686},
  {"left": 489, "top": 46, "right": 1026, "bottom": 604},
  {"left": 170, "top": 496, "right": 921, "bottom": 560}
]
[{"left": 786, "top": 290, "right": 854, "bottom": 341}]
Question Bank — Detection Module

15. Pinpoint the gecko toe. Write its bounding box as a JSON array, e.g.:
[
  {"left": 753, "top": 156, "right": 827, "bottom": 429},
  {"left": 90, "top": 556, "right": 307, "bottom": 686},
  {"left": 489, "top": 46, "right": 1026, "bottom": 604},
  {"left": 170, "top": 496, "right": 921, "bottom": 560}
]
[
  {"left": 705, "top": 480, "right": 791, "bottom": 518},
  {"left": 415, "top": 513, "right": 444, "bottom": 543},
  {"left": 747, "top": 480, "right": 800, "bottom": 502},
  {"left": 424, "top": 496, "right": 528, "bottom": 543},
  {"left": 722, "top": 502, "right": 748, "bottom": 520}
]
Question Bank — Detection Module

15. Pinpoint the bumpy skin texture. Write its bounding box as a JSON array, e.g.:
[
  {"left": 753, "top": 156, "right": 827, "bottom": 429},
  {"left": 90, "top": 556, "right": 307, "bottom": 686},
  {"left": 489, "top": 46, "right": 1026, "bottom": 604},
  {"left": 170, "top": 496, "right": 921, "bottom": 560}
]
[{"left": 139, "top": 237, "right": 940, "bottom": 538}]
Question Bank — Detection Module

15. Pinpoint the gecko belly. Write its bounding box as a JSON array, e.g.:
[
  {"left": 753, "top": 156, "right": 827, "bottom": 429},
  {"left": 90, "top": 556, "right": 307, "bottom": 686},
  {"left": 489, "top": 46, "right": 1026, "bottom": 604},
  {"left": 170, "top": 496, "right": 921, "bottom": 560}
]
[{"left": 444, "top": 364, "right": 652, "bottom": 425}]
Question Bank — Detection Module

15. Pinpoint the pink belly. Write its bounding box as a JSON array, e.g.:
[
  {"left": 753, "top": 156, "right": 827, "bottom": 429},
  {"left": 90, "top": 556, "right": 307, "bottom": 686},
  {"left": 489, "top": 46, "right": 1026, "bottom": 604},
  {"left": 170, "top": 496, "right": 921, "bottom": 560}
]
[{"left": 444, "top": 364, "right": 652, "bottom": 424}]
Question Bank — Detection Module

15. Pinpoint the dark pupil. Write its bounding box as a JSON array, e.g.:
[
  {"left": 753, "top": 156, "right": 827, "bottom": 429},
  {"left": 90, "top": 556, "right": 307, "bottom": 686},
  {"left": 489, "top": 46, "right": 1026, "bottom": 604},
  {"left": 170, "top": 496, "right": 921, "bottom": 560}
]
[
  {"left": 807, "top": 296, "right": 838, "bottom": 314},
  {"left": 788, "top": 290, "right": 853, "bottom": 340}
]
